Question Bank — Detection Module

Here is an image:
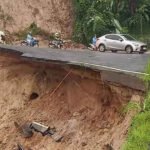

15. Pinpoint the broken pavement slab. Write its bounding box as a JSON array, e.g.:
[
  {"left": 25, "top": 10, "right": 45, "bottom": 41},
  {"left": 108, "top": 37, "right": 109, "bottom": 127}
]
[
  {"left": 30, "top": 122, "right": 63, "bottom": 142},
  {"left": 14, "top": 121, "right": 63, "bottom": 142},
  {"left": 101, "top": 70, "right": 145, "bottom": 91}
]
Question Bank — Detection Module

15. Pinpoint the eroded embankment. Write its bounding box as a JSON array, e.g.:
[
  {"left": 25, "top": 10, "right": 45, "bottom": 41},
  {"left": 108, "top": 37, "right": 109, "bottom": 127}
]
[{"left": 0, "top": 53, "right": 144, "bottom": 150}]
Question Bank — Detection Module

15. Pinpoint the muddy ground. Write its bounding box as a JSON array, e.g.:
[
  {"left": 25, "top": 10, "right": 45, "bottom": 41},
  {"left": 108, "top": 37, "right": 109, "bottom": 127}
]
[{"left": 0, "top": 53, "right": 143, "bottom": 150}]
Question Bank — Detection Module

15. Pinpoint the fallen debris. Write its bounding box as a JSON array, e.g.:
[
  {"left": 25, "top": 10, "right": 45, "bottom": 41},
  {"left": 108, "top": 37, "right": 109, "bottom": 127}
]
[
  {"left": 30, "top": 122, "right": 55, "bottom": 136},
  {"left": 14, "top": 122, "right": 33, "bottom": 138},
  {"left": 30, "top": 122, "right": 63, "bottom": 142},
  {"left": 14, "top": 121, "right": 63, "bottom": 142}
]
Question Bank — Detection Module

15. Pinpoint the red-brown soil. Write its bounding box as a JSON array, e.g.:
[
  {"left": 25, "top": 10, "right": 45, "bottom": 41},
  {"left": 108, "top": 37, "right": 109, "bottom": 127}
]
[
  {"left": 0, "top": 53, "right": 143, "bottom": 150},
  {"left": 0, "top": 0, "right": 74, "bottom": 38}
]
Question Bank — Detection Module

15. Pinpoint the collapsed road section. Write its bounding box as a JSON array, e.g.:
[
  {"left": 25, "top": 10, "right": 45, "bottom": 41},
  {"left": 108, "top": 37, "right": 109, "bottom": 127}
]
[{"left": 0, "top": 45, "right": 147, "bottom": 150}]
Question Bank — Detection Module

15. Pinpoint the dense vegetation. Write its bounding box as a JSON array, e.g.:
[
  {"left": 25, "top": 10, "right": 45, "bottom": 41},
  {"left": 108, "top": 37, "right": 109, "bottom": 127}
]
[{"left": 73, "top": 0, "right": 150, "bottom": 44}]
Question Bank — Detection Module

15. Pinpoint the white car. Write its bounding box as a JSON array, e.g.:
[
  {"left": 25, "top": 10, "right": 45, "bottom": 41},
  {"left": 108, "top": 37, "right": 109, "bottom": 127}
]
[{"left": 96, "top": 34, "right": 147, "bottom": 54}]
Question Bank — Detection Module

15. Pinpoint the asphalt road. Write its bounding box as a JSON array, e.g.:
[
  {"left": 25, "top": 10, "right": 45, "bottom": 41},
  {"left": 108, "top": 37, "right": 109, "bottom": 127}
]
[{"left": 0, "top": 44, "right": 150, "bottom": 75}]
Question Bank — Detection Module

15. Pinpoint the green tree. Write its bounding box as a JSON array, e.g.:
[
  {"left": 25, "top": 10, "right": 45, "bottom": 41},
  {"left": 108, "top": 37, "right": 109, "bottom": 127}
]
[
  {"left": 73, "top": 0, "right": 150, "bottom": 44},
  {"left": 127, "top": 1, "right": 150, "bottom": 36},
  {"left": 73, "top": 0, "right": 123, "bottom": 44}
]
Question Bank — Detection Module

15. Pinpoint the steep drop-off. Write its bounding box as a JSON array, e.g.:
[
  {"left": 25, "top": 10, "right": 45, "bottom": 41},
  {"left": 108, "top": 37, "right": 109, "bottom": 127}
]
[{"left": 0, "top": 53, "right": 143, "bottom": 150}]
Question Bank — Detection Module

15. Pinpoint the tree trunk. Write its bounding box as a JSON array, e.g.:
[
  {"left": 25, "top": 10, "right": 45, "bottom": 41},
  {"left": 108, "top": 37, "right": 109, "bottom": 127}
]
[
  {"left": 116, "top": 0, "right": 120, "bottom": 13},
  {"left": 140, "top": 15, "right": 143, "bottom": 37},
  {"left": 129, "top": 0, "right": 137, "bottom": 15}
]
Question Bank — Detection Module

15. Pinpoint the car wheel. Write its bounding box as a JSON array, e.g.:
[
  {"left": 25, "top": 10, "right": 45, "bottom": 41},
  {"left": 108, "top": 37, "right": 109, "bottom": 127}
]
[
  {"left": 111, "top": 50, "right": 117, "bottom": 53},
  {"left": 125, "top": 45, "right": 133, "bottom": 54},
  {"left": 99, "top": 44, "right": 105, "bottom": 52}
]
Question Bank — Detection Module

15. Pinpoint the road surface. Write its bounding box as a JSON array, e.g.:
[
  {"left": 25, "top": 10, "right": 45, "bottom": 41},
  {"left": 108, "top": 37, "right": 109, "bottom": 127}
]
[{"left": 0, "top": 44, "right": 150, "bottom": 75}]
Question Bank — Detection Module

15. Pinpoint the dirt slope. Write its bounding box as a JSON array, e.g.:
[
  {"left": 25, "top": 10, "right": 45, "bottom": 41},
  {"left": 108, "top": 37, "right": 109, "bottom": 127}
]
[
  {"left": 0, "top": 53, "right": 143, "bottom": 150},
  {"left": 0, "top": 0, "right": 74, "bottom": 37}
]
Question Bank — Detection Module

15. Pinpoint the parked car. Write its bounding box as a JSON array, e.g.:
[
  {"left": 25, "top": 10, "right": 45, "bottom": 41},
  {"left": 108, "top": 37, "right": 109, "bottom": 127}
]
[{"left": 96, "top": 34, "right": 147, "bottom": 54}]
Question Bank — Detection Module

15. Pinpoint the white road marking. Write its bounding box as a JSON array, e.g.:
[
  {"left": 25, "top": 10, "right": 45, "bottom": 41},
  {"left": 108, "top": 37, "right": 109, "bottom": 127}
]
[{"left": 69, "top": 60, "right": 149, "bottom": 76}]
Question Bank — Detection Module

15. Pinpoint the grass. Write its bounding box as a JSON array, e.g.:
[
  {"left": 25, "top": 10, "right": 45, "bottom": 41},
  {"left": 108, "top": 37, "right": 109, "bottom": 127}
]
[
  {"left": 122, "top": 111, "right": 150, "bottom": 150},
  {"left": 121, "top": 101, "right": 141, "bottom": 115},
  {"left": 122, "top": 63, "right": 150, "bottom": 150}
]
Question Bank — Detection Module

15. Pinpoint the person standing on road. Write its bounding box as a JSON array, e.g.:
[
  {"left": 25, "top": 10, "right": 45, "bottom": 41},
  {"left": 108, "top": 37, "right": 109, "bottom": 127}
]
[
  {"left": 92, "top": 34, "right": 97, "bottom": 50},
  {"left": 92, "top": 34, "right": 97, "bottom": 46}
]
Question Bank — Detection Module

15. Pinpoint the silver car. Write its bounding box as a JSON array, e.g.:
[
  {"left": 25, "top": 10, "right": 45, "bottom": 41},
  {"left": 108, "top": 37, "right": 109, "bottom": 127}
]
[{"left": 96, "top": 34, "right": 147, "bottom": 54}]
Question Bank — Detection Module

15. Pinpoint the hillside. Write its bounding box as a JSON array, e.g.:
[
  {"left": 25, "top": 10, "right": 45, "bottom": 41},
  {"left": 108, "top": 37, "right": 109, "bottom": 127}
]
[{"left": 0, "top": 0, "right": 74, "bottom": 38}]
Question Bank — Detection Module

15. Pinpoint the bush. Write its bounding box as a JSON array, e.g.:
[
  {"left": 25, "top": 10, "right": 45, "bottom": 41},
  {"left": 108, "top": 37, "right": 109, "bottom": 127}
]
[
  {"left": 122, "top": 111, "right": 150, "bottom": 150},
  {"left": 14, "top": 22, "right": 51, "bottom": 40}
]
